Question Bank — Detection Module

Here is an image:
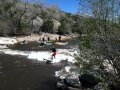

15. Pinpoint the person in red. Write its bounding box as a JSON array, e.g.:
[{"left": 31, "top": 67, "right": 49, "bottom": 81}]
[{"left": 51, "top": 47, "right": 56, "bottom": 59}]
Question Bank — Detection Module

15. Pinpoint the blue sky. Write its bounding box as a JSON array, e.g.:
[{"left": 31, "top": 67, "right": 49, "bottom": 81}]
[
  {"left": 44, "top": 0, "right": 79, "bottom": 14},
  {"left": 24, "top": 0, "right": 79, "bottom": 14}
]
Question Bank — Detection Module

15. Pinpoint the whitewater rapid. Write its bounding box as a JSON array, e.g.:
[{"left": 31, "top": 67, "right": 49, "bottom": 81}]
[{"left": 0, "top": 48, "right": 78, "bottom": 63}]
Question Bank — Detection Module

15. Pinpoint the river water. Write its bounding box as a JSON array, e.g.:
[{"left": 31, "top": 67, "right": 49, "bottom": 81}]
[
  {"left": 0, "top": 38, "right": 79, "bottom": 90},
  {"left": 9, "top": 38, "right": 79, "bottom": 51}
]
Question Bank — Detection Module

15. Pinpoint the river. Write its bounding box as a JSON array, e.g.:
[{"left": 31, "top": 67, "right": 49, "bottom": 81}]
[{"left": 0, "top": 38, "right": 79, "bottom": 90}]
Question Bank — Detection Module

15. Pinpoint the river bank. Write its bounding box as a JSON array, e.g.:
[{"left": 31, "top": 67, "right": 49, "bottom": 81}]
[
  {"left": 0, "top": 33, "right": 79, "bottom": 46},
  {"left": 16, "top": 33, "right": 79, "bottom": 43}
]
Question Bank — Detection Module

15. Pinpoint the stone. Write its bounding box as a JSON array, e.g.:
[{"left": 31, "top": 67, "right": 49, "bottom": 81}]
[
  {"left": 68, "top": 87, "right": 81, "bottom": 90},
  {"left": 64, "top": 74, "right": 80, "bottom": 88},
  {"left": 57, "top": 81, "right": 68, "bottom": 90},
  {"left": 109, "top": 83, "right": 120, "bottom": 90},
  {"left": 52, "top": 19, "right": 61, "bottom": 33},
  {"left": 79, "top": 73, "right": 99, "bottom": 89},
  {"left": 32, "top": 16, "right": 43, "bottom": 32}
]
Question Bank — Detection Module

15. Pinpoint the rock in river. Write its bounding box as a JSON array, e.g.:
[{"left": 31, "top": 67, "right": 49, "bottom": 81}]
[
  {"left": 79, "top": 73, "right": 99, "bottom": 89},
  {"left": 64, "top": 74, "right": 80, "bottom": 88},
  {"left": 57, "top": 74, "right": 80, "bottom": 90}
]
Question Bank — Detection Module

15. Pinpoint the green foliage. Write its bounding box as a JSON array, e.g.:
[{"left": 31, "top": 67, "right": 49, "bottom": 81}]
[
  {"left": 57, "top": 17, "right": 72, "bottom": 35},
  {"left": 41, "top": 19, "right": 53, "bottom": 33},
  {"left": 57, "top": 26, "right": 65, "bottom": 35},
  {"left": 72, "top": 15, "right": 82, "bottom": 34},
  {"left": 57, "top": 18, "right": 66, "bottom": 35},
  {"left": 72, "top": 22, "right": 82, "bottom": 34},
  {"left": 77, "top": 0, "right": 120, "bottom": 89}
]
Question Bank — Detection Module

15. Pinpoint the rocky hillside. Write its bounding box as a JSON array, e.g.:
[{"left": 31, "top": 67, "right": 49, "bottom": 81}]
[{"left": 0, "top": 0, "right": 79, "bottom": 36}]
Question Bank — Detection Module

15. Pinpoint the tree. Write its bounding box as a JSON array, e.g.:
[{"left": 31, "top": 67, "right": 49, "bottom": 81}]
[
  {"left": 72, "top": 15, "right": 82, "bottom": 34},
  {"left": 58, "top": 16, "right": 72, "bottom": 35},
  {"left": 41, "top": 18, "right": 53, "bottom": 33},
  {"left": 0, "top": 0, "right": 17, "bottom": 36},
  {"left": 13, "top": 2, "right": 27, "bottom": 34},
  {"left": 77, "top": 0, "right": 120, "bottom": 89}
]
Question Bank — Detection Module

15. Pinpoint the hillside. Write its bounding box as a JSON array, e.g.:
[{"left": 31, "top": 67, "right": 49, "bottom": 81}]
[{"left": 0, "top": 0, "right": 80, "bottom": 36}]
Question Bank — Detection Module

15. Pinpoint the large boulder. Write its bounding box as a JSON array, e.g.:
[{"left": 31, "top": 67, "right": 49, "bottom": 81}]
[
  {"left": 57, "top": 81, "right": 68, "bottom": 90},
  {"left": 64, "top": 74, "right": 80, "bottom": 88},
  {"left": 52, "top": 19, "right": 61, "bottom": 33},
  {"left": 56, "top": 66, "right": 80, "bottom": 90},
  {"left": 68, "top": 87, "right": 81, "bottom": 90},
  {"left": 109, "top": 83, "right": 120, "bottom": 90},
  {"left": 57, "top": 80, "right": 80, "bottom": 90},
  {"left": 79, "top": 73, "right": 99, "bottom": 89},
  {"left": 32, "top": 16, "right": 43, "bottom": 33}
]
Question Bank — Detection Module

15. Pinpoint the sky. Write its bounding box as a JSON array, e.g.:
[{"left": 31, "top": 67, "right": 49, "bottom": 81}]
[
  {"left": 25, "top": 0, "right": 79, "bottom": 14},
  {"left": 44, "top": 0, "right": 79, "bottom": 14}
]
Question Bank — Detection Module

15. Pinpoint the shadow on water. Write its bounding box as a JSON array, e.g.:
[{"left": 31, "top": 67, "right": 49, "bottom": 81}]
[{"left": 0, "top": 54, "right": 61, "bottom": 90}]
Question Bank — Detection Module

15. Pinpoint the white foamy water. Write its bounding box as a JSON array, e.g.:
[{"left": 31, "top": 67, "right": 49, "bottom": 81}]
[
  {"left": 0, "top": 37, "right": 17, "bottom": 45},
  {"left": 0, "top": 49, "right": 77, "bottom": 63},
  {"left": 55, "top": 66, "right": 79, "bottom": 79},
  {"left": 0, "top": 45, "right": 8, "bottom": 49}
]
